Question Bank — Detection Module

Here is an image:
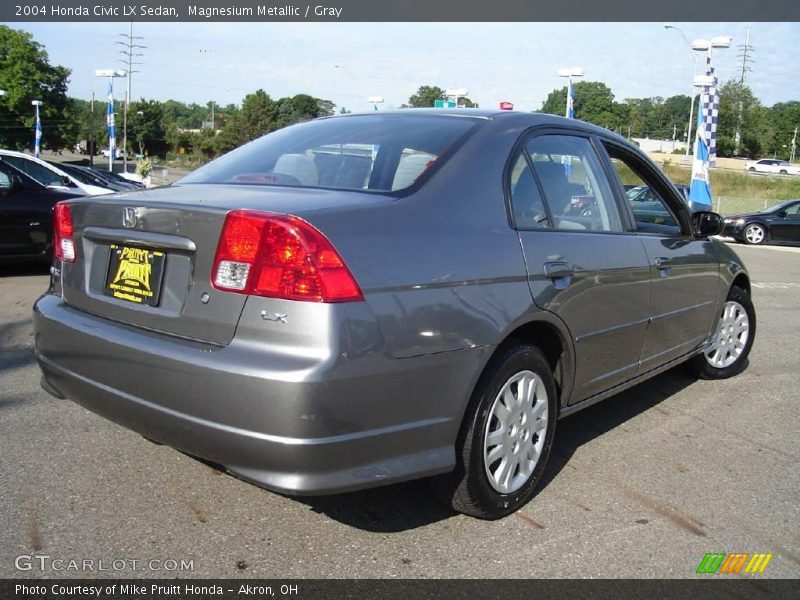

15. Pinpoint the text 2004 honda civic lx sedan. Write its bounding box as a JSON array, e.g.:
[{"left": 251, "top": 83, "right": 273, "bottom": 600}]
[{"left": 34, "top": 111, "right": 755, "bottom": 519}]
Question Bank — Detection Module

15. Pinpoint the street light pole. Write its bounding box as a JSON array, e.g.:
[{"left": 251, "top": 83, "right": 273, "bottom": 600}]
[
  {"left": 664, "top": 24, "right": 698, "bottom": 156},
  {"left": 95, "top": 69, "right": 127, "bottom": 172},
  {"left": 334, "top": 65, "right": 360, "bottom": 112},
  {"left": 557, "top": 68, "right": 585, "bottom": 118}
]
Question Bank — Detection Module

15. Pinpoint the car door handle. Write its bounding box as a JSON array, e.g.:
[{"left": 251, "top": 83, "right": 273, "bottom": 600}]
[
  {"left": 654, "top": 257, "right": 672, "bottom": 270},
  {"left": 544, "top": 261, "right": 575, "bottom": 279}
]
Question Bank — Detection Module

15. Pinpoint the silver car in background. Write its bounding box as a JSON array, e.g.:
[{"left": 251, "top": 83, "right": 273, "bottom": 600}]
[{"left": 34, "top": 111, "right": 755, "bottom": 519}]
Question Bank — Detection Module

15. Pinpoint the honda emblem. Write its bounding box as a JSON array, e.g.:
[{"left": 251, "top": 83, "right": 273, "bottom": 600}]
[{"left": 122, "top": 207, "right": 138, "bottom": 229}]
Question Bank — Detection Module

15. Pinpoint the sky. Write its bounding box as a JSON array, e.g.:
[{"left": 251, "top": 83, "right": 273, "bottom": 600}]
[{"left": 7, "top": 22, "right": 800, "bottom": 113}]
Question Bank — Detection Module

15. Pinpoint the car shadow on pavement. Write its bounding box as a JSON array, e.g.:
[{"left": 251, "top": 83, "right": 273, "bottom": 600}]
[
  {"left": 538, "top": 366, "right": 699, "bottom": 493},
  {"left": 284, "top": 367, "right": 700, "bottom": 533}
]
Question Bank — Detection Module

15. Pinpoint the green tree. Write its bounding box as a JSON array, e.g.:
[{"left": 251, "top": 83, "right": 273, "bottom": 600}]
[
  {"left": 128, "top": 98, "right": 166, "bottom": 156},
  {"left": 717, "top": 80, "right": 763, "bottom": 158},
  {"left": 540, "top": 81, "right": 619, "bottom": 130},
  {"left": 408, "top": 85, "right": 446, "bottom": 108},
  {"left": 215, "top": 89, "right": 279, "bottom": 153},
  {"left": 762, "top": 101, "right": 800, "bottom": 160},
  {"left": 0, "top": 25, "right": 75, "bottom": 150}
]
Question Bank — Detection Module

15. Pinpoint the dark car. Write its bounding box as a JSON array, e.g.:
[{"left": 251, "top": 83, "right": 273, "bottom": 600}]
[
  {"left": 722, "top": 199, "right": 800, "bottom": 245},
  {"left": 627, "top": 183, "right": 709, "bottom": 214},
  {"left": 0, "top": 159, "right": 84, "bottom": 263},
  {"left": 48, "top": 162, "right": 143, "bottom": 193},
  {"left": 86, "top": 166, "right": 145, "bottom": 190},
  {"left": 33, "top": 111, "right": 754, "bottom": 519}
]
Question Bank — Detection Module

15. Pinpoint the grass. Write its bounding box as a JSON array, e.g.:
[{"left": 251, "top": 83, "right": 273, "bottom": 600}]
[{"left": 659, "top": 163, "right": 800, "bottom": 215}]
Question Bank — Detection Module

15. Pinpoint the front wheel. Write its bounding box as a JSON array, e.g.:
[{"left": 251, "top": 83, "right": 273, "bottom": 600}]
[
  {"left": 687, "top": 286, "right": 755, "bottom": 379},
  {"left": 431, "top": 343, "right": 557, "bottom": 519},
  {"left": 743, "top": 223, "right": 766, "bottom": 245}
]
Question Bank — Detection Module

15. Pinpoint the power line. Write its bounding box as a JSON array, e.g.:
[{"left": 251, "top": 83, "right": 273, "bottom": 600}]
[{"left": 117, "top": 22, "right": 145, "bottom": 170}]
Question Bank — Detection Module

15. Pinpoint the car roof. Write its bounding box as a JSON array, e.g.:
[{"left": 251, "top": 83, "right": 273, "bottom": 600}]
[
  {"left": 0, "top": 148, "right": 71, "bottom": 176},
  {"left": 321, "top": 109, "right": 631, "bottom": 145}
]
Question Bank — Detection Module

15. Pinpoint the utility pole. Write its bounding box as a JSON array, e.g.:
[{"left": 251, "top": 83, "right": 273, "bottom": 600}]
[
  {"left": 737, "top": 25, "right": 755, "bottom": 84},
  {"left": 734, "top": 26, "right": 755, "bottom": 155},
  {"left": 117, "top": 22, "right": 145, "bottom": 173},
  {"left": 791, "top": 127, "right": 797, "bottom": 163},
  {"left": 89, "top": 91, "right": 95, "bottom": 167}
]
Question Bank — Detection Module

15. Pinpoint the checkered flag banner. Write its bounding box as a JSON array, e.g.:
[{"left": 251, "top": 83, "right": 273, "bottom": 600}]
[{"left": 699, "top": 56, "right": 719, "bottom": 165}]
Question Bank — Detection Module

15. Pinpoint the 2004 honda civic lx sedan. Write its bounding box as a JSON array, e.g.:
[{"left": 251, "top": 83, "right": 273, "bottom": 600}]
[{"left": 33, "top": 110, "right": 755, "bottom": 519}]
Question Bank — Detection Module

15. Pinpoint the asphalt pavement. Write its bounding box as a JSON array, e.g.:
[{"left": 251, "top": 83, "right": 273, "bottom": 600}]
[{"left": 0, "top": 244, "right": 798, "bottom": 579}]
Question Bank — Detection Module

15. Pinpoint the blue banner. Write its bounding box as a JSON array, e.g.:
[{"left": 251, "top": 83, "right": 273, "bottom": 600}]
[
  {"left": 689, "top": 57, "right": 717, "bottom": 210},
  {"left": 34, "top": 105, "right": 42, "bottom": 158},
  {"left": 107, "top": 81, "right": 116, "bottom": 164}
]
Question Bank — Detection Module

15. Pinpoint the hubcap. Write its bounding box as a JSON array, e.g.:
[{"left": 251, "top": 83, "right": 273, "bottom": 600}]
[
  {"left": 745, "top": 225, "right": 764, "bottom": 244},
  {"left": 704, "top": 300, "right": 750, "bottom": 368},
  {"left": 483, "top": 370, "right": 548, "bottom": 494}
]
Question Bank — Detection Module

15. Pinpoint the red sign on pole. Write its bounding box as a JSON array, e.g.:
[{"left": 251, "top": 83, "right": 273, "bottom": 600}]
[{"left": 499, "top": 101, "right": 514, "bottom": 111}]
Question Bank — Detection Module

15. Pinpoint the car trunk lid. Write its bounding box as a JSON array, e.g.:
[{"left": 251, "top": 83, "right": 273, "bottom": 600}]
[{"left": 60, "top": 183, "right": 385, "bottom": 345}]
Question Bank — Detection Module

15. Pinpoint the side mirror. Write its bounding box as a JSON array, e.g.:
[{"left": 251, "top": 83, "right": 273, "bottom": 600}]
[
  {"left": 776, "top": 210, "right": 787, "bottom": 218},
  {"left": 692, "top": 211, "right": 723, "bottom": 238},
  {"left": 61, "top": 175, "right": 72, "bottom": 187}
]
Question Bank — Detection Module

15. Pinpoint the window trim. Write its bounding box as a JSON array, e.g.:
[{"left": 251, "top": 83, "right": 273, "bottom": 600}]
[
  {"left": 596, "top": 138, "right": 693, "bottom": 237},
  {"left": 523, "top": 130, "right": 626, "bottom": 234}
]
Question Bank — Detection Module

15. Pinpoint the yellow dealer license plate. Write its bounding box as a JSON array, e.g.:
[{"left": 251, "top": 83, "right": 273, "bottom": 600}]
[{"left": 104, "top": 245, "right": 166, "bottom": 307}]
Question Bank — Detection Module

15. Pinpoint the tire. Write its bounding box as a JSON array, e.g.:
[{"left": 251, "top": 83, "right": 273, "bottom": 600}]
[
  {"left": 748, "top": 167, "right": 756, "bottom": 172},
  {"left": 686, "top": 286, "right": 755, "bottom": 380},
  {"left": 779, "top": 170, "right": 788, "bottom": 175},
  {"left": 431, "top": 343, "right": 557, "bottom": 519},
  {"left": 743, "top": 223, "right": 766, "bottom": 245}
]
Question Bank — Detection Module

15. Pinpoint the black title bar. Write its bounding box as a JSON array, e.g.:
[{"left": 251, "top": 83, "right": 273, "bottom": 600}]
[
  {"left": 2, "top": 0, "right": 799, "bottom": 22},
  {"left": 3, "top": 579, "right": 800, "bottom": 600}
]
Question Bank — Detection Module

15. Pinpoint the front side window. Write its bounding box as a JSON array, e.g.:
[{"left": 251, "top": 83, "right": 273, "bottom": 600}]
[
  {"left": 180, "top": 115, "right": 480, "bottom": 193},
  {"left": 604, "top": 145, "right": 681, "bottom": 236},
  {"left": 784, "top": 202, "right": 800, "bottom": 216},
  {"left": 525, "top": 135, "right": 623, "bottom": 232}
]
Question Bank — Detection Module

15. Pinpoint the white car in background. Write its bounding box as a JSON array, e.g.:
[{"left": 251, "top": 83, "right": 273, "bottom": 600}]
[
  {"left": 745, "top": 158, "right": 800, "bottom": 176},
  {"left": 0, "top": 149, "right": 113, "bottom": 196}
]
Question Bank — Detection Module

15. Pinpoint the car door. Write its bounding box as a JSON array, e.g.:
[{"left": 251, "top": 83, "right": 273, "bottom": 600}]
[
  {"left": 509, "top": 131, "right": 652, "bottom": 403},
  {"left": 0, "top": 162, "right": 61, "bottom": 258},
  {"left": 600, "top": 140, "right": 721, "bottom": 373},
  {"left": 769, "top": 201, "right": 800, "bottom": 242}
]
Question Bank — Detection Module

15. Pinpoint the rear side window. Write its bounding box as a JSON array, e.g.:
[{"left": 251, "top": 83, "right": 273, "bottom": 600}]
[
  {"left": 180, "top": 115, "right": 479, "bottom": 193},
  {"left": 2, "top": 155, "right": 62, "bottom": 187},
  {"left": 508, "top": 153, "right": 549, "bottom": 229},
  {"left": 525, "top": 135, "right": 623, "bottom": 232}
]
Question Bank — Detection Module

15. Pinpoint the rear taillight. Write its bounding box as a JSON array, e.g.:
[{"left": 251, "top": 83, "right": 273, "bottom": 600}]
[
  {"left": 212, "top": 210, "right": 363, "bottom": 303},
  {"left": 53, "top": 201, "right": 76, "bottom": 262}
]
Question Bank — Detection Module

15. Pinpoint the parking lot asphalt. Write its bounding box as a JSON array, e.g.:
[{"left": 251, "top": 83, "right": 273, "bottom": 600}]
[{"left": 1, "top": 244, "right": 798, "bottom": 579}]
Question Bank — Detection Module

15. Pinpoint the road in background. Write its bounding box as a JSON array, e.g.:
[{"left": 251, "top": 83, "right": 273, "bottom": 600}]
[{"left": 0, "top": 245, "right": 798, "bottom": 579}]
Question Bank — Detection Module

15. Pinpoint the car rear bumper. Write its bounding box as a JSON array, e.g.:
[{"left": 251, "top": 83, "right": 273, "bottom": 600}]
[{"left": 34, "top": 293, "right": 489, "bottom": 495}]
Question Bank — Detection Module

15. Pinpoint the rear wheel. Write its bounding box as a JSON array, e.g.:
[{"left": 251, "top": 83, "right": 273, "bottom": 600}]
[
  {"left": 687, "top": 286, "right": 755, "bottom": 379},
  {"left": 743, "top": 223, "right": 766, "bottom": 245},
  {"left": 431, "top": 343, "right": 557, "bottom": 519}
]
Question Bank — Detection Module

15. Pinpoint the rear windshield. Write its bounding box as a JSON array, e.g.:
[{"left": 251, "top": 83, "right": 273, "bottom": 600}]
[{"left": 179, "top": 114, "right": 480, "bottom": 192}]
